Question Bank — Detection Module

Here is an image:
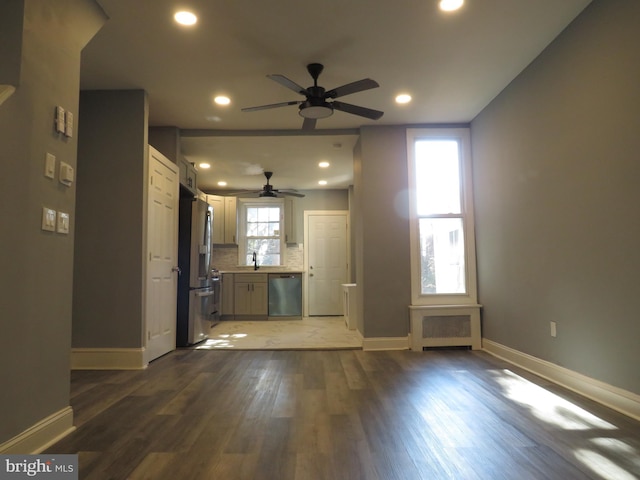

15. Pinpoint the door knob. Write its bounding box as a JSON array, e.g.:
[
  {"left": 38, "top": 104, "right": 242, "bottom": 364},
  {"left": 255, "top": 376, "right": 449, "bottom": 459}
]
[{"left": 171, "top": 266, "right": 182, "bottom": 275}]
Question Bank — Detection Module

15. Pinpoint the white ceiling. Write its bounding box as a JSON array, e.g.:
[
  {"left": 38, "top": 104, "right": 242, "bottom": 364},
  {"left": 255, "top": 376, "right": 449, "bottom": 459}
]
[{"left": 81, "top": 0, "right": 592, "bottom": 192}]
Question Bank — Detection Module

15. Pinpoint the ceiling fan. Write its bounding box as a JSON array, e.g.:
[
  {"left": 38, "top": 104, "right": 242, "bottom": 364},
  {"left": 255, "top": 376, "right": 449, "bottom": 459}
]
[
  {"left": 226, "top": 171, "right": 305, "bottom": 198},
  {"left": 241, "top": 63, "right": 384, "bottom": 130}
]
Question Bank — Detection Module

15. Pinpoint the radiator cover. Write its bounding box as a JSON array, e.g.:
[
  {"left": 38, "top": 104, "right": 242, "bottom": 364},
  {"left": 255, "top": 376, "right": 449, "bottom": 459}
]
[{"left": 409, "top": 305, "right": 482, "bottom": 350}]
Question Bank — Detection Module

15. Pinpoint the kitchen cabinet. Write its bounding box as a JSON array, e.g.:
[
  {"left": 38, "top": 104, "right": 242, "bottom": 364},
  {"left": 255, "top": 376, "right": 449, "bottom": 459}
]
[
  {"left": 207, "top": 195, "right": 237, "bottom": 245},
  {"left": 224, "top": 196, "right": 237, "bottom": 244},
  {"left": 207, "top": 195, "right": 225, "bottom": 245},
  {"left": 220, "top": 273, "right": 235, "bottom": 319},
  {"left": 234, "top": 273, "right": 268, "bottom": 318},
  {"left": 284, "top": 197, "right": 298, "bottom": 244},
  {"left": 179, "top": 156, "right": 197, "bottom": 195}
]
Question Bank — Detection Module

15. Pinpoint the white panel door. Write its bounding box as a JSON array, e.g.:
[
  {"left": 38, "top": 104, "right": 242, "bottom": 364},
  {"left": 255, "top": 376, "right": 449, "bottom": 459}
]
[
  {"left": 307, "top": 213, "right": 348, "bottom": 316},
  {"left": 146, "top": 148, "right": 179, "bottom": 362}
]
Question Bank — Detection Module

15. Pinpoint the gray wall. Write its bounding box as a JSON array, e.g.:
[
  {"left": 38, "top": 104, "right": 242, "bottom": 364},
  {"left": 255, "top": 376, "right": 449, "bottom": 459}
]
[
  {"left": 355, "top": 126, "right": 412, "bottom": 338},
  {"left": 0, "top": 0, "right": 105, "bottom": 445},
  {"left": 73, "top": 90, "right": 148, "bottom": 348},
  {"left": 295, "top": 188, "right": 349, "bottom": 239},
  {"left": 295, "top": 189, "right": 349, "bottom": 211},
  {"left": 471, "top": 0, "right": 640, "bottom": 394},
  {"left": 149, "top": 126, "right": 180, "bottom": 163}
]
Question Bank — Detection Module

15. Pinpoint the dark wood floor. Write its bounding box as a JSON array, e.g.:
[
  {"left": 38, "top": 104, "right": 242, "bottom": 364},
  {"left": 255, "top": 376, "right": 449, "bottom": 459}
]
[{"left": 46, "top": 348, "right": 640, "bottom": 479}]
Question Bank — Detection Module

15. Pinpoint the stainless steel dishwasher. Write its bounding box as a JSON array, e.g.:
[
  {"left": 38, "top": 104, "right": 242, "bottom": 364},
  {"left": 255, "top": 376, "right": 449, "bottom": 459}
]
[{"left": 268, "top": 273, "right": 302, "bottom": 317}]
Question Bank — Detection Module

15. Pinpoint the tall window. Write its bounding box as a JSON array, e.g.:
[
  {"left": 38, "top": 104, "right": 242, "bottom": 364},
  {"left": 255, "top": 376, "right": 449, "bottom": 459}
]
[
  {"left": 407, "top": 128, "right": 477, "bottom": 305},
  {"left": 238, "top": 199, "right": 284, "bottom": 266}
]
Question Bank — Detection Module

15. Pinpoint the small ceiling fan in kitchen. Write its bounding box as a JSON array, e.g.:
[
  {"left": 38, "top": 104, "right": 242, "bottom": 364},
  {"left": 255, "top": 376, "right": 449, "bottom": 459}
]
[
  {"left": 226, "top": 171, "right": 305, "bottom": 198},
  {"left": 241, "top": 63, "right": 384, "bottom": 130}
]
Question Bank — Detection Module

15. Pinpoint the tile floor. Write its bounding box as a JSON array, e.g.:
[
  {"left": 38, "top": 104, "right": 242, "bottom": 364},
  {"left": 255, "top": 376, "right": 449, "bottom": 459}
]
[{"left": 191, "top": 316, "right": 362, "bottom": 350}]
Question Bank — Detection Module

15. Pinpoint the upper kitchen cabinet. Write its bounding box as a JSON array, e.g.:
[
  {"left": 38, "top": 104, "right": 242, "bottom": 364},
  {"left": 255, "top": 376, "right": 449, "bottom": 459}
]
[
  {"left": 179, "top": 156, "right": 197, "bottom": 195},
  {"left": 207, "top": 194, "right": 237, "bottom": 245},
  {"left": 208, "top": 195, "right": 224, "bottom": 244},
  {"left": 224, "top": 196, "right": 237, "bottom": 244}
]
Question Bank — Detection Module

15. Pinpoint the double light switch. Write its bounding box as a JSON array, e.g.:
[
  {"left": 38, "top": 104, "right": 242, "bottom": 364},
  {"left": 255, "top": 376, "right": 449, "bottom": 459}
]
[{"left": 41, "top": 207, "right": 70, "bottom": 234}]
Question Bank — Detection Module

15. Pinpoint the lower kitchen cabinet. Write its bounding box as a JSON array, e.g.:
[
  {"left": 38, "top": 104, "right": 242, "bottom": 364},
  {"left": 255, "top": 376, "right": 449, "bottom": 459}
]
[
  {"left": 220, "top": 273, "right": 235, "bottom": 319},
  {"left": 233, "top": 273, "right": 268, "bottom": 318}
]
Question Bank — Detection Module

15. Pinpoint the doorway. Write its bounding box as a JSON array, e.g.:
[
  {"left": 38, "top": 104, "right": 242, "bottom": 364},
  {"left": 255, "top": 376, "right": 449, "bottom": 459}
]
[
  {"left": 145, "top": 148, "right": 179, "bottom": 362},
  {"left": 304, "top": 211, "right": 349, "bottom": 316}
]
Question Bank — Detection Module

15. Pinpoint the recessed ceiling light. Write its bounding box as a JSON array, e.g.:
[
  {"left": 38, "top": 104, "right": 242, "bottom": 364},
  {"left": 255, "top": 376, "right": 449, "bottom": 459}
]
[
  {"left": 199, "top": 162, "right": 210, "bottom": 169},
  {"left": 318, "top": 180, "right": 328, "bottom": 186},
  {"left": 395, "top": 94, "right": 412, "bottom": 104},
  {"left": 217, "top": 181, "right": 227, "bottom": 187},
  {"left": 439, "top": 0, "right": 464, "bottom": 12},
  {"left": 318, "top": 161, "right": 330, "bottom": 168},
  {"left": 214, "top": 96, "right": 230, "bottom": 106},
  {"left": 174, "top": 11, "right": 197, "bottom": 26}
]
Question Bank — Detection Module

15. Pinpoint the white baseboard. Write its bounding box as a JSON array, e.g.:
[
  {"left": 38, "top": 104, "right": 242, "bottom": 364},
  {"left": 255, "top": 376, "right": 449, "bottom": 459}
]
[
  {"left": 362, "top": 336, "right": 409, "bottom": 351},
  {"left": 0, "top": 407, "right": 75, "bottom": 454},
  {"left": 483, "top": 339, "right": 640, "bottom": 422},
  {"left": 71, "top": 348, "right": 147, "bottom": 370}
]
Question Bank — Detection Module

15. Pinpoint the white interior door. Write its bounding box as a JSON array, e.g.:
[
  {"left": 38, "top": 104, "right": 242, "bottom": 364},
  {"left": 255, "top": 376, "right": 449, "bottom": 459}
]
[
  {"left": 146, "top": 147, "right": 179, "bottom": 362},
  {"left": 306, "top": 212, "right": 348, "bottom": 316}
]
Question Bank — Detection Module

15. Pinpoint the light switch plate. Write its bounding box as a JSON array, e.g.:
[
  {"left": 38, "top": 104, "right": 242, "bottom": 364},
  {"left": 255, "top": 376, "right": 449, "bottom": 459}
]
[
  {"left": 45, "top": 152, "right": 56, "bottom": 179},
  {"left": 65, "top": 111, "right": 73, "bottom": 137},
  {"left": 55, "top": 106, "right": 65, "bottom": 133},
  {"left": 42, "top": 207, "right": 56, "bottom": 232},
  {"left": 57, "top": 212, "right": 70, "bottom": 234}
]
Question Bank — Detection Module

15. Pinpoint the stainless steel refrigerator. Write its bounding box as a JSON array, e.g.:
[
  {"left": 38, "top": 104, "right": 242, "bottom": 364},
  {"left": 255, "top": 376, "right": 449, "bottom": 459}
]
[{"left": 176, "top": 196, "right": 219, "bottom": 346}]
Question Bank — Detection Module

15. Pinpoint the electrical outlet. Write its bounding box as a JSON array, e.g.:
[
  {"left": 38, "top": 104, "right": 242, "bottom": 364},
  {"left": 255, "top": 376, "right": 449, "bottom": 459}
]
[{"left": 550, "top": 321, "right": 557, "bottom": 338}]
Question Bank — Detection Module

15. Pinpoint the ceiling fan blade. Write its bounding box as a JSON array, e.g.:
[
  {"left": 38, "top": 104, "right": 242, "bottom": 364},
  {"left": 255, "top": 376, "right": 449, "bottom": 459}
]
[
  {"left": 331, "top": 101, "right": 384, "bottom": 120},
  {"left": 276, "top": 190, "right": 306, "bottom": 198},
  {"left": 224, "top": 190, "right": 262, "bottom": 196},
  {"left": 267, "top": 74, "right": 308, "bottom": 95},
  {"left": 325, "top": 78, "right": 379, "bottom": 99},
  {"left": 302, "top": 117, "right": 317, "bottom": 130},
  {"left": 241, "top": 100, "right": 302, "bottom": 112}
]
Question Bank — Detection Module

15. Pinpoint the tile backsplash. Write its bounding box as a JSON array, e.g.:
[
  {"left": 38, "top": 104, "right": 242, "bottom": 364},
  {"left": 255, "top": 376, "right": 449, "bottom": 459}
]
[{"left": 212, "top": 245, "right": 304, "bottom": 271}]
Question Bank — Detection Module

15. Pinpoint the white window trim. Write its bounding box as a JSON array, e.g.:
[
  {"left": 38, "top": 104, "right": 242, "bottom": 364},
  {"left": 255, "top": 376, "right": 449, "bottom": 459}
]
[
  {"left": 237, "top": 197, "right": 286, "bottom": 266},
  {"left": 407, "top": 127, "right": 478, "bottom": 306}
]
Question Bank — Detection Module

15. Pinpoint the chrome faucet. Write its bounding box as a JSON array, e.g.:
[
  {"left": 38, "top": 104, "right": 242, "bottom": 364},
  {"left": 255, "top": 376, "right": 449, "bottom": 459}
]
[{"left": 252, "top": 251, "right": 259, "bottom": 271}]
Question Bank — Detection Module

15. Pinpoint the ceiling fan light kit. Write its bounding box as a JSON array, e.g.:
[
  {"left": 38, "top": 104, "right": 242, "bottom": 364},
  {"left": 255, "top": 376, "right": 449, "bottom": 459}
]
[
  {"left": 299, "top": 104, "right": 333, "bottom": 119},
  {"left": 242, "top": 63, "right": 384, "bottom": 129}
]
